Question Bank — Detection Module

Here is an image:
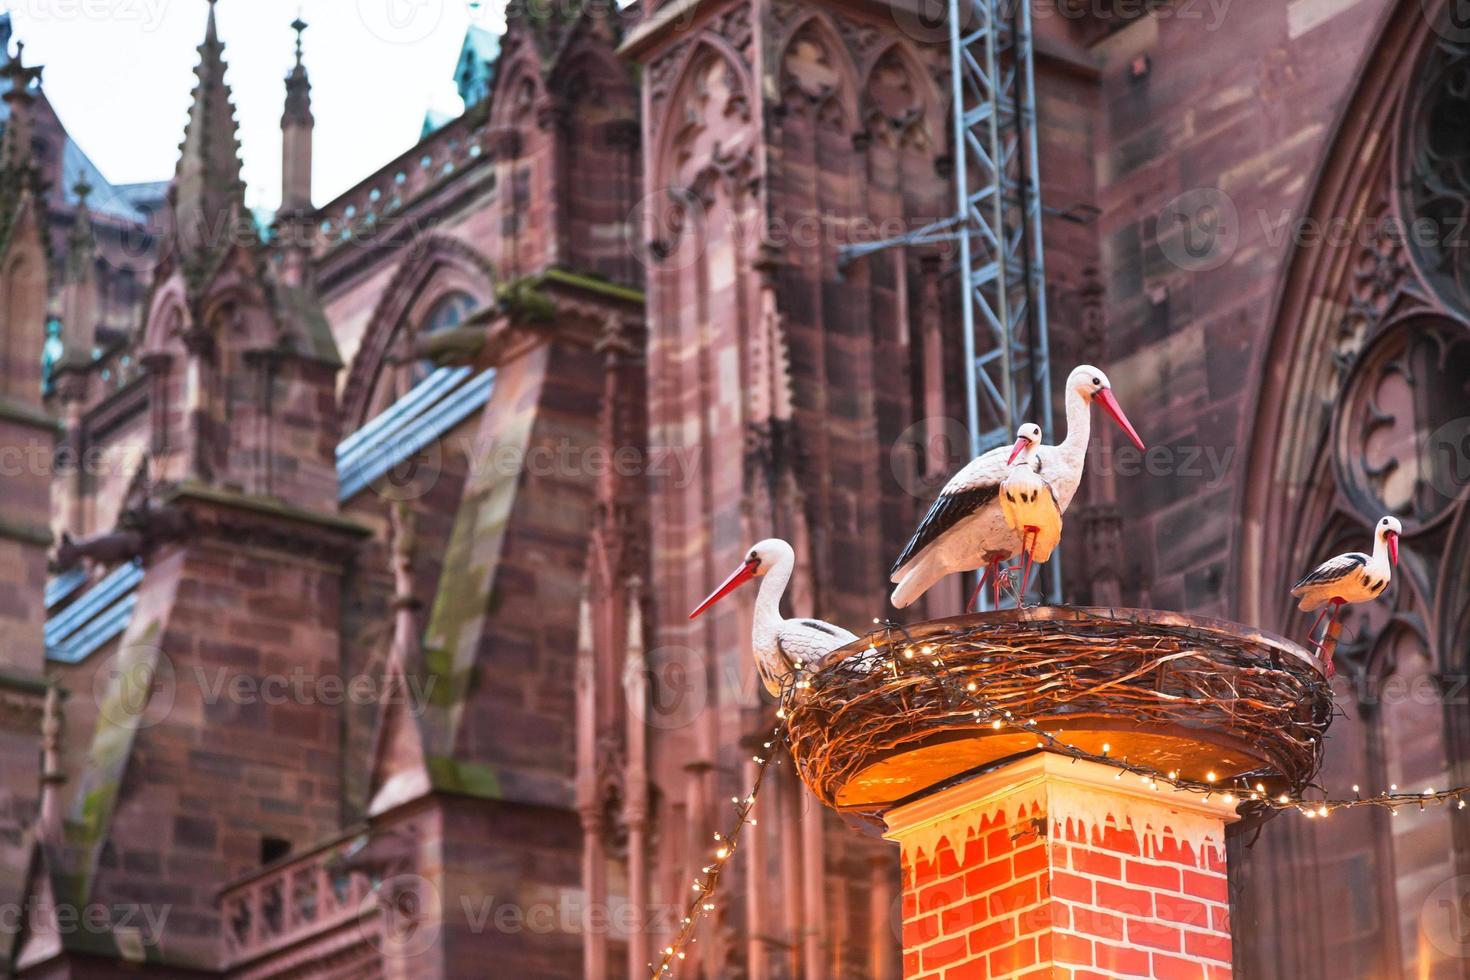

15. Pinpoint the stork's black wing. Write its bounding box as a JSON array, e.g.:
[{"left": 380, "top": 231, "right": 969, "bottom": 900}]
[
  {"left": 1291, "top": 552, "right": 1367, "bottom": 593},
  {"left": 890, "top": 484, "right": 1000, "bottom": 575},
  {"left": 798, "top": 620, "right": 842, "bottom": 636}
]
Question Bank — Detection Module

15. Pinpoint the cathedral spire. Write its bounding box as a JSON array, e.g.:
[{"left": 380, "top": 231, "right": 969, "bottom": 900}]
[
  {"left": 57, "top": 178, "right": 99, "bottom": 373},
  {"left": 0, "top": 41, "right": 45, "bottom": 222},
  {"left": 280, "top": 15, "right": 313, "bottom": 214},
  {"left": 170, "top": 0, "right": 250, "bottom": 278}
]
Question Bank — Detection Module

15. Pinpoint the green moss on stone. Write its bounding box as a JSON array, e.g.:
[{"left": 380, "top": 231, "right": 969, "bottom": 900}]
[{"left": 427, "top": 757, "right": 503, "bottom": 799}]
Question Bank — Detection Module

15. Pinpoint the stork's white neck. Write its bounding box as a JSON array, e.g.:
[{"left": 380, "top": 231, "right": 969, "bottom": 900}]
[
  {"left": 753, "top": 551, "right": 794, "bottom": 638},
  {"left": 1047, "top": 385, "right": 1094, "bottom": 510},
  {"left": 1368, "top": 530, "right": 1392, "bottom": 574},
  {"left": 1059, "top": 385, "right": 1092, "bottom": 458}
]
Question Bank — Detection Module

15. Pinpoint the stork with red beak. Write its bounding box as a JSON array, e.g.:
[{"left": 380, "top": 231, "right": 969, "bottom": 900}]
[
  {"left": 689, "top": 538, "right": 861, "bottom": 697},
  {"left": 889, "top": 365, "right": 1146, "bottom": 609},
  {"left": 1290, "top": 515, "right": 1401, "bottom": 677},
  {"left": 1000, "top": 423, "right": 1062, "bottom": 604}
]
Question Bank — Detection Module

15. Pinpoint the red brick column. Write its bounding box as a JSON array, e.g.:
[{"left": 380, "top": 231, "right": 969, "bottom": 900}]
[{"left": 885, "top": 753, "right": 1238, "bottom": 979}]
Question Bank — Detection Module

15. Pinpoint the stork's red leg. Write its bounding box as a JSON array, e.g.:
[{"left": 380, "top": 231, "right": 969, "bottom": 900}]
[
  {"left": 1020, "top": 528, "right": 1038, "bottom": 599},
  {"left": 966, "top": 570, "right": 986, "bottom": 613},
  {"left": 1321, "top": 598, "right": 1345, "bottom": 678},
  {"left": 992, "top": 556, "right": 1005, "bottom": 609},
  {"left": 1306, "top": 606, "right": 1332, "bottom": 645}
]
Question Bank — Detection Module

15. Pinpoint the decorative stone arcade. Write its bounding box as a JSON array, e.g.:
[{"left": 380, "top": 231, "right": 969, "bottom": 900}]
[{"left": 786, "top": 608, "right": 1332, "bottom": 979}]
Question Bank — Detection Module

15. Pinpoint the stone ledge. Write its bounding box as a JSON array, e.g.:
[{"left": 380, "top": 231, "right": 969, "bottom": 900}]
[
  {"left": 0, "top": 516, "right": 53, "bottom": 547},
  {"left": 0, "top": 397, "right": 60, "bottom": 434}
]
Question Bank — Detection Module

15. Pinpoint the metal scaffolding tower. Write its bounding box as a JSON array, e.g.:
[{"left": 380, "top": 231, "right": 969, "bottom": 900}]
[
  {"left": 843, "top": 0, "right": 1057, "bottom": 600},
  {"left": 843, "top": 0, "right": 1052, "bottom": 453},
  {"left": 948, "top": 0, "right": 1053, "bottom": 457}
]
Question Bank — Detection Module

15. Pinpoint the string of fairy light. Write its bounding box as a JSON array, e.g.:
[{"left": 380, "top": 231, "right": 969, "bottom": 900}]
[
  {"left": 649, "top": 614, "right": 1470, "bottom": 978},
  {"left": 862, "top": 617, "right": 1470, "bottom": 820},
  {"left": 647, "top": 716, "right": 789, "bottom": 979}
]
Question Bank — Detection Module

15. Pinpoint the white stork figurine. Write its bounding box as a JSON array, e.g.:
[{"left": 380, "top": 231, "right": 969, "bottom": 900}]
[
  {"left": 689, "top": 538, "right": 860, "bottom": 697},
  {"left": 1290, "top": 515, "right": 1401, "bottom": 677},
  {"left": 889, "top": 365, "right": 1146, "bottom": 609},
  {"left": 1000, "top": 423, "right": 1062, "bottom": 604}
]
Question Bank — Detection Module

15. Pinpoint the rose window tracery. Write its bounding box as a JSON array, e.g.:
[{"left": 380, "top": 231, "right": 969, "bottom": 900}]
[{"left": 1402, "top": 34, "right": 1470, "bottom": 316}]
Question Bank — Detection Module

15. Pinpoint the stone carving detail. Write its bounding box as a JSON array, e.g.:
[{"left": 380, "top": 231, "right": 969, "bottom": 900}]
[
  {"left": 1402, "top": 34, "right": 1470, "bottom": 317},
  {"left": 835, "top": 17, "right": 882, "bottom": 62},
  {"left": 864, "top": 47, "right": 930, "bottom": 150},
  {"left": 669, "top": 51, "right": 755, "bottom": 199},
  {"left": 780, "top": 25, "right": 849, "bottom": 130},
  {"left": 1332, "top": 198, "right": 1414, "bottom": 375},
  {"left": 1332, "top": 319, "right": 1470, "bottom": 531},
  {"left": 648, "top": 39, "right": 693, "bottom": 126},
  {"left": 647, "top": 6, "right": 750, "bottom": 140},
  {"left": 714, "top": 5, "right": 753, "bottom": 56},
  {"left": 770, "top": 0, "right": 804, "bottom": 32},
  {"left": 771, "top": 0, "right": 879, "bottom": 63}
]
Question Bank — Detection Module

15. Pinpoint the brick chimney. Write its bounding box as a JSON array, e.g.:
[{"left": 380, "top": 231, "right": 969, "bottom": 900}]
[{"left": 885, "top": 754, "right": 1237, "bottom": 979}]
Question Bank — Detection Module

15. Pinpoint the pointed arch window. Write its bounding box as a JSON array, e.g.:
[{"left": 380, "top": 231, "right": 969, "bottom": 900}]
[{"left": 413, "top": 290, "right": 477, "bottom": 384}]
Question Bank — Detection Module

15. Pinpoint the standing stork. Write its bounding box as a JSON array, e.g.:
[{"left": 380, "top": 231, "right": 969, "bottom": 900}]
[
  {"left": 888, "top": 365, "right": 1146, "bottom": 609},
  {"left": 689, "top": 538, "right": 861, "bottom": 697},
  {"left": 1290, "top": 515, "right": 1401, "bottom": 677},
  {"left": 1000, "top": 423, "right": 1062, "bottom": 604}
]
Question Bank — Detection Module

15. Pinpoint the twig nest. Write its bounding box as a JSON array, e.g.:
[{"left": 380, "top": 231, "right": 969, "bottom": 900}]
[{"left": 785, "top": 607, "right": 1333, "bottom": 829}]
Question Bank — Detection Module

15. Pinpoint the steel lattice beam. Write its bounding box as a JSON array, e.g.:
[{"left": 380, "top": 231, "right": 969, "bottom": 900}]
[
  {"left": 949, "top": 0, "right": 1059, "bottom": 601},
  {"left": 950, "top": 0, "right": 1052, "bottom": 455},
  {"left": 838, "top": 0, "right": 1058, "bottom": 602}
]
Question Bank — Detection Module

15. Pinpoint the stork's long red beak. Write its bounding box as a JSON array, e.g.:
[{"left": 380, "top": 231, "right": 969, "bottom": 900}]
[
  {"left": 1387, "top": 531, "right": 1399, "bottom": 568},
  {"left": 1006, "top": 438, "right": 1029, "bottom": 466},
  {"left": 1094, "top": 388, "right": 1146, "bottom": 451},
  {"left": 689, "top": 559, "right": 759, "bottom": 619}
]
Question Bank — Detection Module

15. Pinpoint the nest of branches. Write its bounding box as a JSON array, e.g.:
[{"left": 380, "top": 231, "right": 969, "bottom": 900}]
[{"left": 785, "top": 607, "right": 1334, "bottom": 822}]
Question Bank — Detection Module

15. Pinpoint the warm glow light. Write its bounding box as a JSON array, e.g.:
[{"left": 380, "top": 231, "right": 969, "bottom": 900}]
[{"left": 1206, "top": 771, "right": 1217, "bottom": 782}]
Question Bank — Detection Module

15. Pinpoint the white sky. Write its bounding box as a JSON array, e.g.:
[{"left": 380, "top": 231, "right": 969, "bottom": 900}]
[{"left": 9, "top": 0, "right": 505, "bottom": 211}]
